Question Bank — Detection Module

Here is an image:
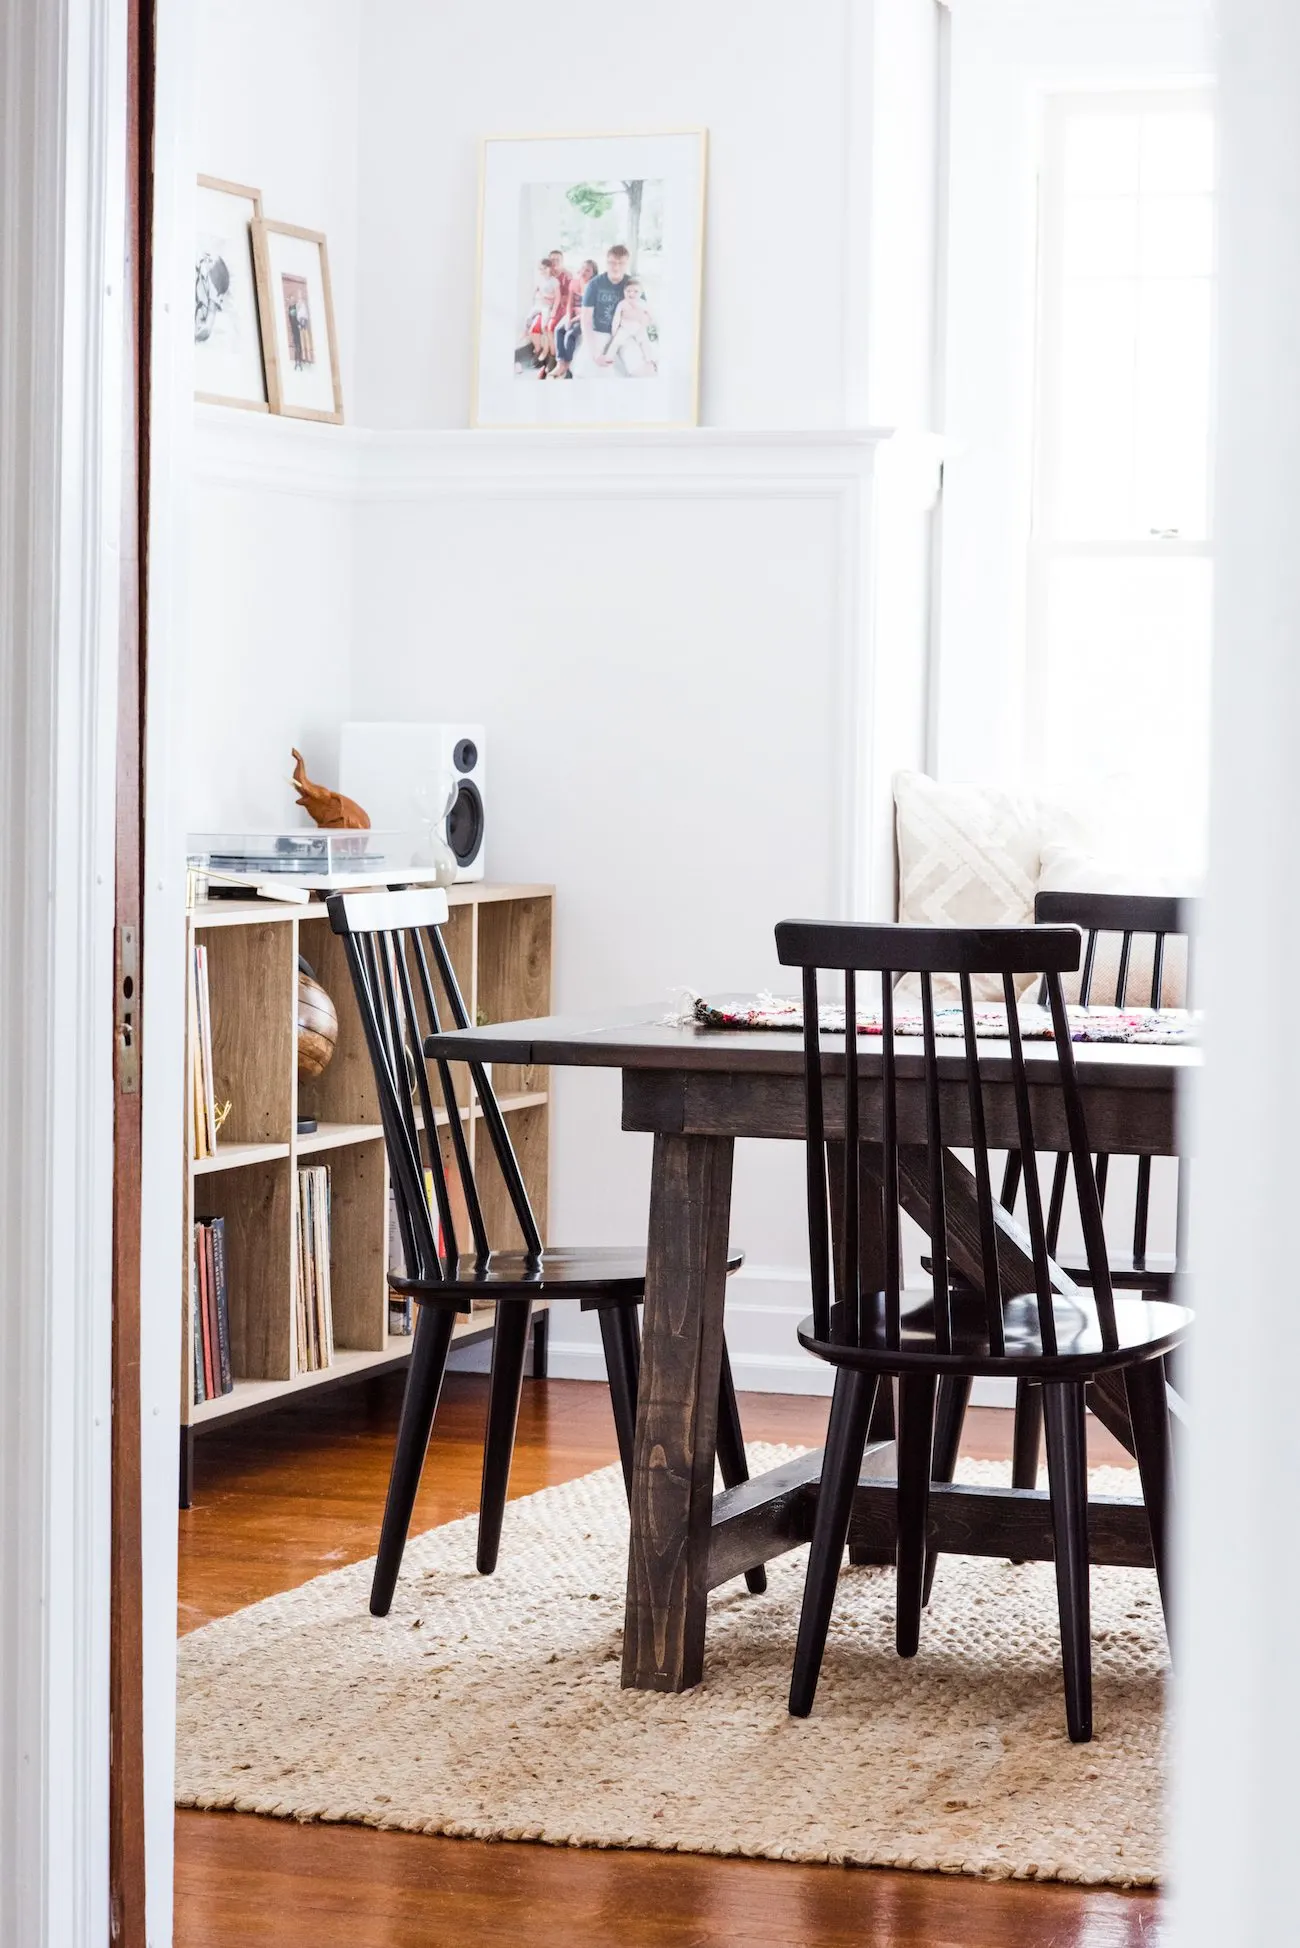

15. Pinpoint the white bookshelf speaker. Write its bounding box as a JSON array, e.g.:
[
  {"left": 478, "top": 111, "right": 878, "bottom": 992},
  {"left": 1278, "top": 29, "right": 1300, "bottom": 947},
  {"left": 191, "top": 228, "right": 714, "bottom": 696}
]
[{"left": 339, "top": 722, "right": 487, "bottom": 882}]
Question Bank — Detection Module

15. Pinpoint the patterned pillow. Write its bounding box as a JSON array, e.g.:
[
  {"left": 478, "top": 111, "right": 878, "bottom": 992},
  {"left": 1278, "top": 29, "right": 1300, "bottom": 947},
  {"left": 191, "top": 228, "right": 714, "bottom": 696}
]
[
  {"left": 894, "top": 775, "right": 1193, "bottom": 1006},
  {"left": 894, "top": 771, "right": 1048, "bottom": 999}
]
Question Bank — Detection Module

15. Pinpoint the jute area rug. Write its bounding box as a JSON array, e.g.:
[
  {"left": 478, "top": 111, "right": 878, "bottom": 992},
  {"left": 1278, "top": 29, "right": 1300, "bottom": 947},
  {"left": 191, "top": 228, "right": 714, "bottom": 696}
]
[{"left": 176, "top": 1446, "right": 1167, "bottom": 1887}]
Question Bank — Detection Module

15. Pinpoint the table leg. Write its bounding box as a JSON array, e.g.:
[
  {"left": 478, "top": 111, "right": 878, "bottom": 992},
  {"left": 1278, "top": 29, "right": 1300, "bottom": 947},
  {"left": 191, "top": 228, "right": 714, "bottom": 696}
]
[{"left": 622, "top": 1131, "right": 734, "bottom": 1692}]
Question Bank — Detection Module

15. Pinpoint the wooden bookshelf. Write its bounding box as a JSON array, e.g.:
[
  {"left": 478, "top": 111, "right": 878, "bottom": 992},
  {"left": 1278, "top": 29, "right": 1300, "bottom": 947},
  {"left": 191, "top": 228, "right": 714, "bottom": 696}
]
[{"left": 180, "top": 881, "right": 554, "bottom": 1504}]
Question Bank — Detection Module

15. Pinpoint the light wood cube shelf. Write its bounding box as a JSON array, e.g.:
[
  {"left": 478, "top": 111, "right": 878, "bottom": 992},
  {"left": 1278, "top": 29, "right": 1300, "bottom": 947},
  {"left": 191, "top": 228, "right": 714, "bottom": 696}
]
[{"left": 181, "top": 881, "right": 554, "bottom": 1504}]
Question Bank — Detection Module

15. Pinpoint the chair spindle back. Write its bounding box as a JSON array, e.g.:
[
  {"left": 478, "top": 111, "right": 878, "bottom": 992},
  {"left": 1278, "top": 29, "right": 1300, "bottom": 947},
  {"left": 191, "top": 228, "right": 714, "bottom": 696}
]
[
  {"left": 774, "top": 922, "right": 1117, "bottom": 1356},
  {"left": 328, "top": 888, "right": 542, "bottom": 1287},
  {"left": 1031, "top": 890, "right": 1196, "bottom": 1269}
]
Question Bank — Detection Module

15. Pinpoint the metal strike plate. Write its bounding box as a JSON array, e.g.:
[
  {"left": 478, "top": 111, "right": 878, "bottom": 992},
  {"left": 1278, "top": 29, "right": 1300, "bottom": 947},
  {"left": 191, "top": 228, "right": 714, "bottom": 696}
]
[{"left": 117, "top": 923, "right": 139, "bottom": 1094}]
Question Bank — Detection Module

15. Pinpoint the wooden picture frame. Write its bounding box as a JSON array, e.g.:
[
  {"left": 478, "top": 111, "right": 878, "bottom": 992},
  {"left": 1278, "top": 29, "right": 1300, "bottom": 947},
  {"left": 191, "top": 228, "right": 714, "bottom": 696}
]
[
  {"left": 195, "top": 175, "right": 269, "bottom": 411},
  {"left": 251, "top": 219, "right": 344, "bottom": 423}
]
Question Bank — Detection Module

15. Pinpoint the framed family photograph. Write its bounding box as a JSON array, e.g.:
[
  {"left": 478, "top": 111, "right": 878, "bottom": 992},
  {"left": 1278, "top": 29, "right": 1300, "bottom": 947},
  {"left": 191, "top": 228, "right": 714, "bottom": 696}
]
[
  {"left": 472, "top": 130, "right": 707, "bottom": 429},
  {"left": 194, "top": 176, "right": 268, "bottom": 411},
  {"left": 251, "top": 219, "right": 344, "bottom": 423}
]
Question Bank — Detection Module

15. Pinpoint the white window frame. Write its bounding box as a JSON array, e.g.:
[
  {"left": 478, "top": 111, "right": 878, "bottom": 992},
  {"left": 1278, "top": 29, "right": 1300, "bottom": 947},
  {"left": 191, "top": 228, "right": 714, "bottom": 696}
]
[{"left": 1024, "top": 86, "right": 1217, "bottom": 779}]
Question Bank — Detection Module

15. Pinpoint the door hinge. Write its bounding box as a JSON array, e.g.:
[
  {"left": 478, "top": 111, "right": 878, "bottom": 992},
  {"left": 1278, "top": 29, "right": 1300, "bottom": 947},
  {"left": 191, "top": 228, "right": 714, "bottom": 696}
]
[{"left": 116, "top": 924, "right": 139, "bottom": 1094}]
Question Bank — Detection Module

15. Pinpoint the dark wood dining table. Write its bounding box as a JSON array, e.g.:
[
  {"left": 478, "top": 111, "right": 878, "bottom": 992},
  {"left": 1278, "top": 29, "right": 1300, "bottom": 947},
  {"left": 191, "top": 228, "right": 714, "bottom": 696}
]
[{"left": 424, "top": 1003, "right": 1195, "bottom": 1695}]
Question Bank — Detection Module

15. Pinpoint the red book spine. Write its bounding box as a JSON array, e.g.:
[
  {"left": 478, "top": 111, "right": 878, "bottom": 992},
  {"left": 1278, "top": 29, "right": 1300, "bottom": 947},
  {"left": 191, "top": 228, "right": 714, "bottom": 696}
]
[{"left": 197, "top": 1222, "right": 214, "bottom": 1401}]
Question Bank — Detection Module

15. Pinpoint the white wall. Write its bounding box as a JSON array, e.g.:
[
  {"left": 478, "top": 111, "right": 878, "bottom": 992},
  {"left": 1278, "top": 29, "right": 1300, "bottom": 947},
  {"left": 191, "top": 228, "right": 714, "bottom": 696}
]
[
  {"left": 181, "top": 0, "right": 943, "bottom": 1389},
  {"left": 188, "top": 418, "right": 357, "bottom": 827},
  {"left": 358, "top": 475, "right": 838, "bottom": 1361},
  {"left": 343, "top": 428, "right": 932, "bottom": 1386},
  {"left": 187, "top": 0, "right": 945, "bottom": 828},
  {"left": 352, "top": 0, "right": 944, "bottom": 432},
  {"left": 1173, "top": 6, "right": 1300, "bottom": 1935},
  {"left": 193, "top": 0, "right": 362, "bottom": 401},
  {"left": 934, "top": 0, "right": 1214, "bottom": 787},
  {"left": 862, "top": 0, "right": 944, "bottom": 429},
  {"left": 344, "top": 0, "right": 940, "bottom": 1383},
  {"left": 188, "top": 0, "right": 362, "bottom": 829},
  {"left": 355, "top": 0, "right": 879, "bottom": 432},
  {"left": 179, "top": 0, "right": 943, "bottom": 1403}
]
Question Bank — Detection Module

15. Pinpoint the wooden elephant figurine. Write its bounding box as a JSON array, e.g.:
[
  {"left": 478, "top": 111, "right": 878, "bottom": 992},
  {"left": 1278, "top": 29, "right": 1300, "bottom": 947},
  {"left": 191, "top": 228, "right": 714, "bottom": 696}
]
[{"left": 290, "top": 748, "right": 370, "bottom": 830}]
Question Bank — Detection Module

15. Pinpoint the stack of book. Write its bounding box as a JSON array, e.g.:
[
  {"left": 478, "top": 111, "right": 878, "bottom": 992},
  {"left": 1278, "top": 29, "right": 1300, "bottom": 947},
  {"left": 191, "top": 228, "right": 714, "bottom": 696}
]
[
  {"left": 190, "top": 941, "right": 218, "bottom": 1159},
  {"left": 385, "top": 1167, "right": 485, "bottom": 1334},
  {"left": 192, "top": 1215, "right": 233, "bottom": 1403},
  {"left": 387, "top": 1190, "right": 412, "bottom": 1336},
  {"left": 295, "top": 1164, "right": 335, "bottom": 1371}
]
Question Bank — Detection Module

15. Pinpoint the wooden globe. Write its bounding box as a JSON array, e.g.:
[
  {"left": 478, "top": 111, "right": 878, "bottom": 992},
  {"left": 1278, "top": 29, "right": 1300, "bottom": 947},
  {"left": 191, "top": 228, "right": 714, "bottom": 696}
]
[{"left": 297, "top": 965, "right": 339, "bottom": 1080}]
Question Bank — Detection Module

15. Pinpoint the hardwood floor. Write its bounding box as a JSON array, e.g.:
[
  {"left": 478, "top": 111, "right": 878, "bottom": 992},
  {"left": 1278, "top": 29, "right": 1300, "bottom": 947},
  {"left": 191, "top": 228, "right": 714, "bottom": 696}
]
[{"left": 176, "top": 1371, "right": 1160, "bottom": 1947}]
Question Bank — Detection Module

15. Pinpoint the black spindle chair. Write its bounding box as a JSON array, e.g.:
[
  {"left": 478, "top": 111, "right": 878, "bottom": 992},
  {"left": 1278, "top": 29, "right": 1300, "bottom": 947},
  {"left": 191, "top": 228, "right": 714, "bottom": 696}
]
[
  {"left": 1002, "top": 891, "right": 1196, "bottom": 1491},
  {"left": 328, "top": 887, "right": 764, "bottom": 1615},
  {"left": 775, "top": 919, "right": 1190, "bottom": 1742}
]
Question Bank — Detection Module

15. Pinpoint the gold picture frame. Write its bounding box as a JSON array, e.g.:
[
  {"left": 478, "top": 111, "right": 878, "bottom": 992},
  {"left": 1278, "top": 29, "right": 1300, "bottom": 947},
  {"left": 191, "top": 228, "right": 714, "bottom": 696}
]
[
  {"left": 195, "top": 175, "right": 269, "bottom": 412},
  {"left": 471, "top": 129, "right": 707, "bottom": 430},
  {"left": 251, "top": 219, "right": 344, "bottom": 424}
]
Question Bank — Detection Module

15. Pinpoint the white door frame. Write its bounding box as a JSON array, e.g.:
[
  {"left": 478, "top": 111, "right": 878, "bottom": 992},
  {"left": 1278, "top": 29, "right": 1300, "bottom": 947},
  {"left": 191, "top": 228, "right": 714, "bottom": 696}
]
[{"left": 0, "top": 0, "right": 126, "bottom": 1940}]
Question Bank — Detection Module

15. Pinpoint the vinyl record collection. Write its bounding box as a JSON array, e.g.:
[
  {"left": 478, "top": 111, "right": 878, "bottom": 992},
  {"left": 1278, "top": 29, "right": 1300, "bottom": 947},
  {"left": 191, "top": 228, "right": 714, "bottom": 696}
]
[
  {"left": 295, "top": 1163, "right": 335, "bottom": 1371},
  {"left": 191, "top": 1215, "right": 233, "bottom": 1403},
  {"left": 190, "top": 940, "right": 218, "bottom": 1158}
]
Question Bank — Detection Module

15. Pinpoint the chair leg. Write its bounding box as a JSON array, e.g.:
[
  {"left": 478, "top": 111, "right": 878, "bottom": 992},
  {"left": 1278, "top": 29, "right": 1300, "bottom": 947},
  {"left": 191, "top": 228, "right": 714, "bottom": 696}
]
[
  {"left": 1042, "top": 1380, "right": 1093, "bottom": 1742},
  {"left": 476, "top": 1300, "right": 533, "bottom": 1575},
  {"left": 848, "top": 1377, "right": 897, "bottom": 1566},
  {"left": 597, "top": 1302, "right": 642, "bottom": 1500},
  {"left": 370, "top": 1303, "right": 457, "bottom": 1617},
  {"left": 1012, "top": 1380, "right": 1043, "bottom": 1488},
  {"left": 789, "top": 1368, "right": 878, "bottom": 1718},
  {"left": 1008, "top": 1378, "right": 1044, "bottom": 1566},
  {"left": 896, "top": 1374, "right": 938, "bottom": 1658},
  {"left": 1125, "top": 1357, "right": 1176, "bottom": 1647},
  {"left": 715, "top": 1340, "right": 767, "bottom": 1595},
  {"left": 922, "top": 1374, "right": 972, "bottom": 1606},
  {"left": 531, "top": 1307, "right": 550, "bottom": 1379}
]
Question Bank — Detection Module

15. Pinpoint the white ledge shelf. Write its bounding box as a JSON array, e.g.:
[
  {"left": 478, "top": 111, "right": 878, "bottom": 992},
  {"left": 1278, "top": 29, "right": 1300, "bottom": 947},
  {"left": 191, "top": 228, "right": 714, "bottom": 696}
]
[{"left": 194, "top": 406, "right": 947, "bottom": 506}]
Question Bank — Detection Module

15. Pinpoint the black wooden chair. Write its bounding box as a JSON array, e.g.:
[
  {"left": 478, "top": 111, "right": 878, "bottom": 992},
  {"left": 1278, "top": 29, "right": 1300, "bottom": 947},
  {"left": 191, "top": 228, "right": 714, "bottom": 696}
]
[
  {"left": 1003, "top": 891, "right": 1196, "bottom": 1489},
  {"left": 774, "top": 919, "right": 1190, "bottom": 1742},
  {"left": 328, "top": 887, "right": 764, "bottom": 1617}
]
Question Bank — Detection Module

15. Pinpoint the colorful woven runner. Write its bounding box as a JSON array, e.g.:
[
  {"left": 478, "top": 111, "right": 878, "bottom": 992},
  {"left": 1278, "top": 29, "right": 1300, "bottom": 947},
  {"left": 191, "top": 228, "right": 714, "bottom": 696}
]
[{"left": 671, "top": 994, "right": 1197, "bottom": 1046}]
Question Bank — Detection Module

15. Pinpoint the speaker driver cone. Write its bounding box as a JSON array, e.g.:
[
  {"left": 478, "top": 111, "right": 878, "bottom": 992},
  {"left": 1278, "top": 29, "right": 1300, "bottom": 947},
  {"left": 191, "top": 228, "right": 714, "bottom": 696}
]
[{"left": 446, "top": 779, "right": 484, "bottom": 869}]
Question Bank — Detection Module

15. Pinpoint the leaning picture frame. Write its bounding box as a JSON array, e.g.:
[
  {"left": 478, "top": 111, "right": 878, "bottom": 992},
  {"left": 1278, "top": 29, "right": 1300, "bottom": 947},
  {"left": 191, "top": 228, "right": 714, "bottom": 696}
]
[
  {"left": 472, "top": 129, "right": 707, "bottom": 430},
  {"left": 194, "top": 175, "right": 269, "bottom": 411},
  {"left": 252, "top": 219, "right": 344, "bottom": 423}
]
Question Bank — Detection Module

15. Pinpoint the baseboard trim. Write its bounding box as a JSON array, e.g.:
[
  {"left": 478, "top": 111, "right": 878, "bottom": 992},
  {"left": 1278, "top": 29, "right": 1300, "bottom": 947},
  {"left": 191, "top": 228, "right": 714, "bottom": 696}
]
[
  {"left": 538, "top": 1336, "right": 1017, "bottom": 1408},
  {"left": 446, "top": 1267, "right": 1021, "bottom": 1407}
]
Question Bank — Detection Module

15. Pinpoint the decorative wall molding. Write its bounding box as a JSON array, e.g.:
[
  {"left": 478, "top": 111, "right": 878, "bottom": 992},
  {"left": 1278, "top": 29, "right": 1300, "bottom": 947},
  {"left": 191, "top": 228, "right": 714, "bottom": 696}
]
[
  {"left": 193, "top": 403, "right": 363, "bottom": 499},
  {"left": 193, "top": 403, "right": 945, "bottom": 507},
  {"left": 0, "top": 0, "right": 122, "bottom": 1940}
]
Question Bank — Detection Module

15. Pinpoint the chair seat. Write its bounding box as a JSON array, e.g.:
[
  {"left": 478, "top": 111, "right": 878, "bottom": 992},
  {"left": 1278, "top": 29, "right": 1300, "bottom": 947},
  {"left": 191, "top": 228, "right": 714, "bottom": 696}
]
[
  {"left": 1056, "top": 1249, "right": 1178, "bottom": 1292},
  {"left": 394, "top": 1244, "right": 744, "bottom": 1306},
  {"left": 797, "top": 1288, "right": 1190, "bottom": 1380}
]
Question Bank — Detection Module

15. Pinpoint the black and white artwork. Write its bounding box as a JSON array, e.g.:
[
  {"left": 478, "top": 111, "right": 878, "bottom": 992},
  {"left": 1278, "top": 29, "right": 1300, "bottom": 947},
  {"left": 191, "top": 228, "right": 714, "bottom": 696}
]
[{"left": 194, "top": 177, "right": 268, "bottom": 410}]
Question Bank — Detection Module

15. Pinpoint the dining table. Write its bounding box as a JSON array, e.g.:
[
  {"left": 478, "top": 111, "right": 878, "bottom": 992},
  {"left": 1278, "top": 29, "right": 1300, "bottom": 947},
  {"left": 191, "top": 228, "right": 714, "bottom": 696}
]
[{"left": 423, "top": 1000, "right": 1195, "bottom": 1695}]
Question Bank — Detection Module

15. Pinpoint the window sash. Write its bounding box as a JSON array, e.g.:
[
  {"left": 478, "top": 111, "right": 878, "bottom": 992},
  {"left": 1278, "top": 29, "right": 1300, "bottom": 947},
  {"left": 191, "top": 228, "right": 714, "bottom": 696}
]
[
  {"left": 1032, "top": 87, "right": 1217, "bottom": 551},
  {"left": 1024, "top": 88, "right": 1216, "bottom": 880}
]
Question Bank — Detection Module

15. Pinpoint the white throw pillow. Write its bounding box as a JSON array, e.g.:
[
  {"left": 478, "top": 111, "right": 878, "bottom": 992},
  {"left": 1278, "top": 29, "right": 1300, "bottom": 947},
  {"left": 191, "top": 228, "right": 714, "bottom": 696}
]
[
  {"left": 892, "top": 772, "right": 1193, "bottom": 1004},
  {"left": 894, "top": 771, "right": 1048, "bottom": 999}
]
